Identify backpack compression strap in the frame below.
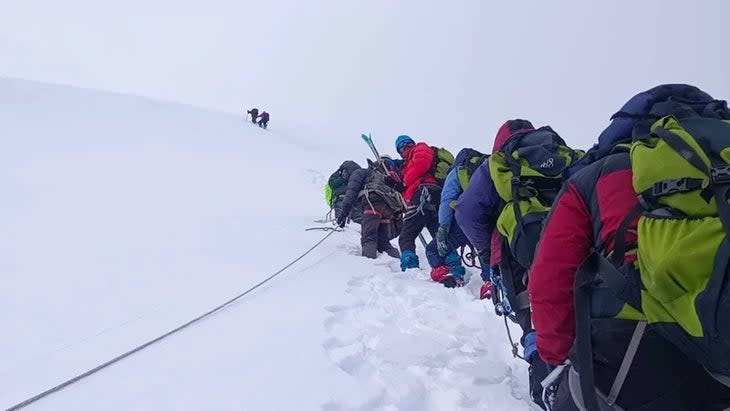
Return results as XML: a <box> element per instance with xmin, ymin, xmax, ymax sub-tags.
<box><xmin>574</xmin><ymin>252</ymin><xmax>602</xmax><ymax>411</ymax></box>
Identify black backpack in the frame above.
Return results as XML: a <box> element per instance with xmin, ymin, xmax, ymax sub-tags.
<box><xmin>359</xmin><ymin>171</ymin><xmax>406</xmax><ymax>215</ymax></box>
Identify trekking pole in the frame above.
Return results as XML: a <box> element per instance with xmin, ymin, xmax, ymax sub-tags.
<box><xmin>361</xmin><ymin>133</ymin><xmax>428</xmax><ymax>249</ymax></box>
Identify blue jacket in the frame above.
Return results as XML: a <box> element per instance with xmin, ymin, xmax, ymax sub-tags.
<box><xmin>454</xmin><ymin>162</ymin><xmax>500</xmax><ymax>252</ymax></box>
<box><xmin>438</xmin><ymin>167</ymin><xmax>463</xmax><ymax>227</ymax></box>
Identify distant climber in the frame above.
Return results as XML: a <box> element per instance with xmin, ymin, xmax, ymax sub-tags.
<box><xmin>257</xmin><ymin>111</ymin><xmax>270</xmax><ymax>129</ymax></box>
<box><xmin>246</xmin><ymin>108</ymin><xmax>259</xmax><ymax>124</ymax></box>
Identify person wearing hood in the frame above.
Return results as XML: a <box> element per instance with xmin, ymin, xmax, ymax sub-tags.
<box><xmin>246</xmin><ymin>107</ymin><xmax>259</xmax><ymax>123</ymax></box>
<box><xmin>327</xmin><ymin>161</ymin><xmax>363</xmax><ymax>223</ymax></box>
<box><xmin>336</xmin><ymin>159</ymin><xmax>401</xmax><ymax>259</ymax></box>
<box><xmin>454</xmin><ymin>120</ymin><xmax>535</xmax><ymax>303</ymax></box>
<box><xmin>454</xmin><ymin>120</ymin><xmax>554</xmax><ymax>408</ymax></box>
<box><xmin>529</xmin><ymin>85</ymin><xmax>730</xmax><ymax>411</ymax></box>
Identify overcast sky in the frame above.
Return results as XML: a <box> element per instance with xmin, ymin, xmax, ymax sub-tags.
<box><xmin>2</xmin><ymin>0</ymin><xmax>729</xmax><ymax>151</ymax></box>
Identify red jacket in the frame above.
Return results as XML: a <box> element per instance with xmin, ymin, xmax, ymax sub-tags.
<box><xmin>401</xmin><ymin>142</ymin><xmax>437</xmax><ymax>203</ymax></box>
<box><xmin>528</xmin><ymin>152</ymin><xmax>639</xmax><ymax>365</ymax></box>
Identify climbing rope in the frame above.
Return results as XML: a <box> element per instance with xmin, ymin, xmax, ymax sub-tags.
<box><xmin>503</xmin><ymin>315</ymin><xmax>525</xmax><ymax>361</ymax></box>
<box><xmin>488</xmin><ymin>267</ymin><xmax>524</xmax><ymax>360</ymax></box>
<box><xmin>305</xmin><ymin>226</ymin><xmax>342</xmax><ymax>232</ymax></box>
<box><xmin>5</xmin><ymin>229</ymin><xmax>338</xmax><ymax>411</ymax></box>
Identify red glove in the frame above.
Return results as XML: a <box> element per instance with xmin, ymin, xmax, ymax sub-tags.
<box><xmin>430</xmin><ymin>265</ymin><xmax>450</xmax><ymax>283</ymax></box>
<box><xmin>480</xmin><ymin>281</ymin><xmax>493</xmax><ymax>300</ymax></box>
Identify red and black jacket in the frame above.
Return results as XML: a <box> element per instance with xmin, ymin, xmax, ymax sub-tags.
<box><xmin>528</xmin><ymin>152</ymin><xmax>639</xmax><ymax>366</ymax></box>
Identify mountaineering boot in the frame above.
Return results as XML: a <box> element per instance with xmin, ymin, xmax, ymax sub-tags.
<box><xmin>400</xmin><ymin>250</ymin><xmax>419</xmax><ymax>271</ymax></box>
<box><xmin>431</xmin><ymin>265</ymin><xmax>465</xmax><ymax>288</ymax></box>
<box><xmin>440</xmin><ymin>274</ymin><xmax>465</xmax><ymax>288</ymax></box>
<box><xmin>442</xmin><ymin>251</ymin><xmax>466</xmax><ymax>288</ymax></box>
<box><xmin>376</xmin><ymin>222</ymin><xmax>400</xmax><ymax>259</ymax></box>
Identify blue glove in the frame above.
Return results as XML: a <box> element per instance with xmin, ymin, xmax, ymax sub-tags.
<box><xmin>436</xmin><ymin>225</ymin><xmax>449</xmax><ymax>257</ymax></box>
<box><xmin>523</xmin><ymin>330</ymin><xmax>538</xmax><ymax>362</ymax></box>
<box><xmin>400</xmin><ymin>250</ymin><xmax>419</xmax><ymax>271</ymax></box>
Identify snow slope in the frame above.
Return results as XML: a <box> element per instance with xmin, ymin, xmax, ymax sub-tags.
<box><xmin>1</xmin><ymin>78</ymin><xmax>534</xmax><ymax>410</ymax></box>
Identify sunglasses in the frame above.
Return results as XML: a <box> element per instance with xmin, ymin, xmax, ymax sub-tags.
<box><xmin>397</xmin><ymin>143</ymin><xmax>414</xmax><ymax>155</ymax></box>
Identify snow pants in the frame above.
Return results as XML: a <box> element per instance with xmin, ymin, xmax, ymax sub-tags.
<box><xmin>361</xmin><ymin>197</ymin><xmax>399</xmax><ymax>259</ymax></box>
<box><xmin>398</xmin><ymin>184</ymin><xmax>441</xmax><ymax>254</ymax></box>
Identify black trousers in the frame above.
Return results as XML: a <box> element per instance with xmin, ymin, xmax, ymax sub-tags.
<box><xmin>398</xmin><ymin>186</ymin><xmax>441</xmax><ymax>254</ymax></box>
<box><xmin>361</xmin><ymin>197</ymin><xmax>397</xmax><ymax>258</ymax></box>
<box><xmin>553</xmin><ymin>319</ymin><xmax>730</xmax><ymax>410</ymax></box>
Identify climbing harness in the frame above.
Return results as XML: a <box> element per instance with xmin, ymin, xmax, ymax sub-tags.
<box><xmin>416</xmin><ymin>186</ymin><xmax>431</xmax><ymax>215</ymax></box>
<box><xmin>490</xmin><ymin>267</ymin><xmax>513</xmax><ymax>316</ymax></box>
<box><xmin>460</xmin><ymin>244</ymin><xmax>481</xmax><ymax>268</ymax></box>
<box><xmin>489</xmin><ymin>267</ymin><xmax>524</xmax><ymax>360</ymax></box>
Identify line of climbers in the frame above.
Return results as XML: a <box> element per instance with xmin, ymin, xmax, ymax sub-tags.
<box><xmin>323</xmin><ymin>84</ymin><xmax>730</xmax><ymax>410</ymax></box>
<box><xmin>245</xmin><ymin>107</ymin><xmax>270</xmax><ymax>129</ymax></box>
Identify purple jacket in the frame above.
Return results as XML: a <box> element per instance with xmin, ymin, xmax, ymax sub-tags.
<box><xmin>454</xmin><ymin>162</ymin><xmax>500</xmax><ymax>253</ymax></box>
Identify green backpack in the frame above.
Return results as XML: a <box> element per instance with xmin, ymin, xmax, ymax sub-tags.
<box><xmin>430</xmin><ymin>146</ymin><xmax>455</xmax><ymax>185</ymax></box>
<box><xmin>324</xmin><ymin>183</ymin><xmax>334</xmax><ymax>207</ymax></box>
<box><xmin>588</xmin><ymin>99</ymin><xmax>730</xmax><ymax>380</ymax></box>
<box><xmin>447</xmin><ymin>148</ymin><xmax>488</xmax><ymax>208</ymax></box>
<box><xmin>489</xmin><ymin>126</ymin><xmax>582</xmax><ymax>269</ymax></box>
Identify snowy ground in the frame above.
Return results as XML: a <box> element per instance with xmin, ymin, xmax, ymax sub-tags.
<box><xmin>1</xmin><ymin>77</ymin><xmax>534</xmax><ymax>410</ymax></box>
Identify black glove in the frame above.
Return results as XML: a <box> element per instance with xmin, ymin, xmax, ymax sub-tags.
<box><xmin>336</xmin><ymin>214</ymin><xmax>348</xmax><ymax>228</ymax></box>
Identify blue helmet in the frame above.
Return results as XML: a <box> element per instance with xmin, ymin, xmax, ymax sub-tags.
<box><xmin>395</xmin><ymin>135</ymin><xmax>415</xmax><ymax>153</ymax></box>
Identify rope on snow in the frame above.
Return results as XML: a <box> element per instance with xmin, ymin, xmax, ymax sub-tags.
<box><xmin>5</xmin><ymin>229</ymin><xmax>338</xmax><ymax>411</ymax></box>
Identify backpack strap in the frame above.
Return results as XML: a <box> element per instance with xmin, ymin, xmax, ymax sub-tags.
<box><xmin>607</xmin><ymin>321</ymin><xmax>646</xmax><ymax>406</ymax></box>
<box><xmin>652</xmin><ymin>125</ymin><xmax>730</xmax><ymax>230</ymax></box>
<box><xmin>574</xmin><ymin>251</ymin><xmax>602</xmax><ymax>411</ymax></box>
<box><xmin>502</xmin><ymin>134</ymin><xmax>530</xmax><ymax>221</ymax></box>
<box><xmin>574</xmin><ymin>253</ymin><xmax>647</xmax><ymax>411</ymax></box>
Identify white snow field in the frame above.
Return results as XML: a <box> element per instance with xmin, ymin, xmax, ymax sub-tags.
<box><xmin>1</xmin><ymin>77</ymin><xmax>535</xmax><ymax>410</ymax></box>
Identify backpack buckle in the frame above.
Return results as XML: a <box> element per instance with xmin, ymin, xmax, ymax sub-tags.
<box><xmin>711</xmin><ymin>166</ymin><xmax>730</xmax><ymax>185</ymax></box>
<box><xmin>652</xmin><ymin>178</ymin><xmax>699</xmax><ymax>197</ymax></box>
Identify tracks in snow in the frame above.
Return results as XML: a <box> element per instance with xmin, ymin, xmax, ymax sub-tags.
<box><xmin>320</xmin><ymin>244</ymin><xmax>536</xmax><ymax>411</ymax></box>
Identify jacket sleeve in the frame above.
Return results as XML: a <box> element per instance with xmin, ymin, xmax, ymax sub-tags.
<box><xmin>340</xmin><ymin>170</ymin><xmax>366</xmax><ymax>218</ymax></box>
<box><xmin>438</xmin><ymin>167</ymin><xmax>462</xmax><ymax>227</ymax></box>
<box><xmin>454</xmin><ymin>164</ymin><xmax>499</xmax><ymax>252</ymax></box>
<box><xmin>403</xmin><ymin>144</ymin><xmax>435</xmax><ymax>187</ymax></box>
<box><xmin>527</xmin><ymin>182</ymin><xmax>593</xmax><ymax>366</ymax></box>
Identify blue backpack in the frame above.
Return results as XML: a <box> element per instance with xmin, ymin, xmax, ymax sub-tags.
<box><xmin>564</xmin><ymin>84</ymin><xmax>715</xmax><ymax>180</ymax></box>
